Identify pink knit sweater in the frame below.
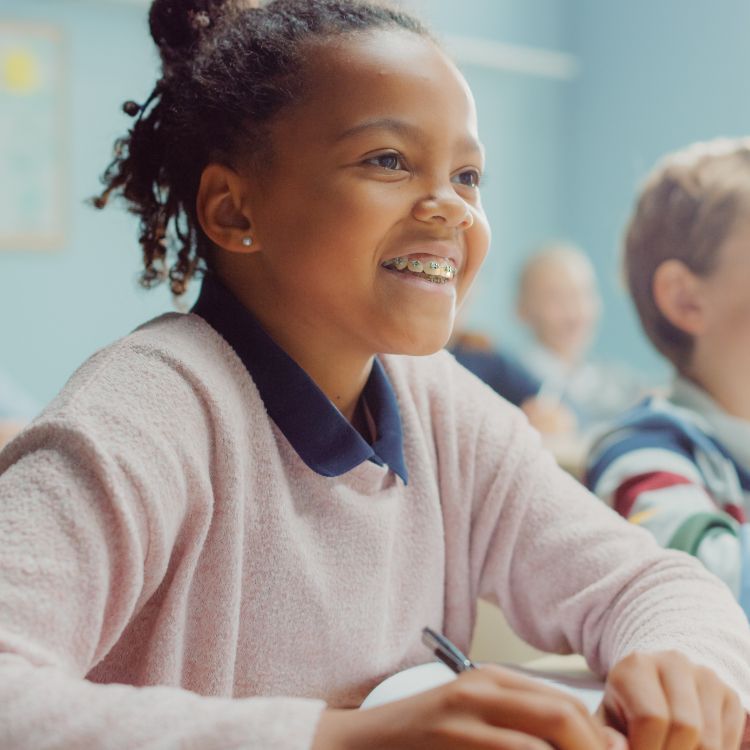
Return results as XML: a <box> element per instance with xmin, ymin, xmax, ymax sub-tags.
<box><xmin>1</xmin><ymin>312</ymin><xmax>749</xmax><ymax>749</ymax></box>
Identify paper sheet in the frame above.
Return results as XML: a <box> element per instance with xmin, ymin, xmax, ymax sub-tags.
<box><xmin>361</xmin><ymin>661</ymin><xmax>604</xmax><ymax>713</ymax></box>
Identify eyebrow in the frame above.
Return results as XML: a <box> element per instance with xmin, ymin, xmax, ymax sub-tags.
<box><xmin>335</xmin><ymin>117</ymin><xmax>485</xmax><ymax>158</ymax></box>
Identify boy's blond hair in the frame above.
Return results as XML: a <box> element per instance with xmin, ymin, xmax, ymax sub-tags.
<box><xmin>624</xmin><ymin>138</ymin><xmax>750</xmax><ymax>371</ymax></box>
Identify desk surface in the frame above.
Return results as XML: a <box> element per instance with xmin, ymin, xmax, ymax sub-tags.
<box><xmin>524</xmin><ymin>653</ymin><xmax>590</xmax><ymax>675</ymax></box>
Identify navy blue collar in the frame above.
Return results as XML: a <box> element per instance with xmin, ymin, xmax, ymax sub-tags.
<box><xmin>191</xmin><ymin>274</ymin><xmax>408</xmax><ymax>483</ymax></box>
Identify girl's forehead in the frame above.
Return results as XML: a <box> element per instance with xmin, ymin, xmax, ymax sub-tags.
<box><xmin>294</xmin><ymin>29</ymin><xmax>478</xmax><ymax>140</ymax></box>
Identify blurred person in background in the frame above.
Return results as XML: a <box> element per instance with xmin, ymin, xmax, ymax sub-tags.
<box><xmin>448</xmin><ymin>285</ymin><xmax>579</xmax><ymax>439</ymax></box>
<box><xmin>516</xmin><ymin>241</ymin><xmax>646</xmax><ymax>432</ymax></box>
<box><xmin>450</xmin><ymin>329</ymin><xmax>539</xmax><ymax>409</ymax></box>
<box><xmin>449</xmin><ymin>329</ymin><xmax>577</xmax><ymax>437</ymax></box>
<box><xmin>0</xmin><ymin>368</ymin><xmax>39</xmax><ymax>449</ymax></box>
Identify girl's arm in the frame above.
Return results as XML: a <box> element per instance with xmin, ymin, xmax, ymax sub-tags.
<box><xmin>457</xmin><ymin>380</ymin><xmax>750</xmax><ymax>746</ymax></box>
<box><xmin>0</xmin><ymin>376</ymin><xmax>325</xmax><ymax>750</ymax></box>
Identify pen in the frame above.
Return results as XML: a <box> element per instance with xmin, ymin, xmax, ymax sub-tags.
<box><xmin>422</xmin><ymin>626</ymin><xmax>477</xmax><ymax>674</ymax></box>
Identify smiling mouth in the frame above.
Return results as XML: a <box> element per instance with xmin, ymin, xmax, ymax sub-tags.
<box><xmin>381</xmin><ymin>256</ymin><xmax>457</xmax><ymax>284</ymax></box>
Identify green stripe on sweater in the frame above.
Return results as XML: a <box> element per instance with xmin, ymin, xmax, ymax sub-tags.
<box><xmin>667</xmin><ymin>513</ymin><xmax>738</xmax><ymax>556</ymax></box>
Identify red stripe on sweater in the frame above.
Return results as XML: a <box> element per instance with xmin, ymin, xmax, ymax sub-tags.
<box><xmin>724</xmin><ymin>503</ymin><xmax>747</xmax><ymax>523</ymax></box>
<box><xmin>614</xmin><ymin>471</ymin><xmax>694</xmax><ymax>519</ymax></box>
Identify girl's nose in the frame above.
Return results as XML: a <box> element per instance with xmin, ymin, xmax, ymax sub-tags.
<box><xmin>412</xmin><ymin>191</ymin><xmax>474</xmax><ymax>230</ymax></box>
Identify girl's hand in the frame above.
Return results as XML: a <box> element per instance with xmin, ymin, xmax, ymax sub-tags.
<box><xmin>313</xmin><ymin>664</ymin><xmax>627</xmax><ymax>750</ymax></box>
<box><xmin>598</xmin><ymin>650</ymin><xmax>746</xmax><ymax>750</ymax></box>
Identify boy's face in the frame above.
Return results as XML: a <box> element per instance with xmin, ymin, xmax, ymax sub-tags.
<box><xmin>697</xmin><ymin>221</ymin><xmax>750</xmax><ymax>370</ymax></box>
<box><xmin>520</xmin><ymin>256</ymin><xmax>600</xmax><ymax>362</ymax></box>
<box><xmin>234</xmin><ymin>29</ymin><xmax>490</xmax><ymax>358</ymax></box>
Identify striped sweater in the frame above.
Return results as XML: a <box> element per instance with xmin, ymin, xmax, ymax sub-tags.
<box><xmin>586</xmin><ymin>377</ymin><xmax>750</xmax><ymax>614</ymax></box>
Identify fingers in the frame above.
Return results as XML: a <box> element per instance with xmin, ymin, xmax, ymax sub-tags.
<box><xmin>445</xmin><ymin>723</ymin><xmax>556</xmax><ymax>750</ymax></box>
<box><xmin>448</xmin><ymin>667</ymin><xmax>607</xmax><ymax>750</ymax></box>
<box><xmin>657</xmin><ymin>657</ymin><xmax>702</xmax><ymax>750</ymax></box>
<box><xmin>482</xmin><ymin>664</ymin><xmax>600</xmax><ymax>736</ymax></box>
<box><xmin>603</xmin><ymin>651</ymin><xmax>746</xmax><ymax>750</ymax></box>
<box><xmin>713</xmin><ymin>676</ymin><xmax>744</xmax><ymax>750</ymax></box>
<box><xmin>482</xmin><ymin>664</ymin><xmax>594</xmax><ymax>717</ymax></box>
<box><xmin>603</xmin><ymin>653</ymin><xmax>670</xmax><ymax>750</ymax></box>
<box><xmin>741</xmin><ymin>710</ymin><xmax>750</xmax><ymax>750</ymax></box>
<box><xmin>603</xmin><ymin>726</ymin><xmax>629</xmax><ymax>750</ymax></box>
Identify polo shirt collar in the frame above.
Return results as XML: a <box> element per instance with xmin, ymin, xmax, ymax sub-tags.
<box><xmin>192</xmin><ymin>274</ymin><xmax>408</xmax><ymax>483</ymax></box>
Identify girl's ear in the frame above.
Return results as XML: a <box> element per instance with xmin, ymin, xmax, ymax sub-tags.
<box><xmin>196</xmin><ymin>163</ymin><xmax>258</xmax><ymax>253</ymax></box>
<box><xmin>652</xmin><ymin>259</ymin><xmax>708</xmax><ymax>336</ymax></box>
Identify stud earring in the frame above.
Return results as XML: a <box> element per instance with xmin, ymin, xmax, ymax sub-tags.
<box><xmin>241</xmin><ymin>236</ymin><xmax>253</xmax><ymax>248</ymax></box>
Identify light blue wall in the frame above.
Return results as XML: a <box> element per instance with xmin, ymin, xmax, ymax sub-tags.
<box><xmin>1</xmin><ymin>0</ymin><xmax>173</xmax><ymax>404</ymax></box>
<box><xmin>1</xmin><ymin>0</ymin><xmax>572</xmax><ymax>404</ymax></box>
<box><xmin>6</xmin><ymin>1</ymin><xmax>750</xmax><ymax>406</ymax></box>
<box><xmin>415</xmin><ymin>0</ymin><xmax>566</xmax><ymax>49</ymax></box>
<box><xmin>565</xmin><ymin>0</ymin><xmax>750</xmax><ymax>378</ymax></box>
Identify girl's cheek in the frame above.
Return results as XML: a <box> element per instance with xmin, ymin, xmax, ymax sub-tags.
<box><xmin>473</xmin><ymin>212</ymin><xmax>491</xmax><ymax>255</ymax></box>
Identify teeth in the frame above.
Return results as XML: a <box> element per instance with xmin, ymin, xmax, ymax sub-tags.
<box><xmin>435</xmin><ymin>262</ymin><xmax>450</xmax><ymax>279</ymax></box>
<box><xmin>428</xmin><ymin>262</ymin><xmax>456</xmax><ymax>279</ymax></box>
<box><xmin>382</xmin><ymin>256</ymin><xmax>457</xmax><ymax>281</ymax></box>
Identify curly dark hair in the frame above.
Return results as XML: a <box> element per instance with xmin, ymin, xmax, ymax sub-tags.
<box><xmin>92</xmin><ymin>0</ymin><xmax>429</xmax><ymax>296</ymax></box>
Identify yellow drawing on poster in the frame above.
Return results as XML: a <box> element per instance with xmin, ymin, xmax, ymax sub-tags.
<box><xmin>0</xmin><ymin>23</ymin><xmax>66</xmax><ymax>250</ymax></box>
<box><xmin>1</xmin><ymin>48</ymin><xmax>41</xmax><ymax>94</ymax></box>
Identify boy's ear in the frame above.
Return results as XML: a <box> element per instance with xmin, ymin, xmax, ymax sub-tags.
<box><xmin>196</xmin><ymin>163</ymin><xmax>259</xmax><ymax>254</ymax></box>
<box><xmin>652</xmin><ymin>259</ymin><xmax>708</xmax><ymax>336</ymax></box>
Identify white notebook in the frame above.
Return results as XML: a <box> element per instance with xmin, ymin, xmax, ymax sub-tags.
<box><xmin>361</xmin><ymin>661</ymin><xmax>604</xmax><ymax>713</ymax></box>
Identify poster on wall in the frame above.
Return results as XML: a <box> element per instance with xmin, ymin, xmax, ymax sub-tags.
<box><xmin>0</xmin><ymin>22</ymin><xmax>66</xmax><ymax>251</ymax></box>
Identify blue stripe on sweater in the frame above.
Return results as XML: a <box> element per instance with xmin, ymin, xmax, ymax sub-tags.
<box><xmin>586</xmin><ymin>399</ymin><xmax>750</xmax><ymax>492</ymax></box>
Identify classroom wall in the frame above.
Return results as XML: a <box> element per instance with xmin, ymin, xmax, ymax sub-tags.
<box><xmin>564</xmin><ymin>0</ymin><xmax>750</xmax><ymax>377</ymax></box>
<box><xmin>0</xmin><ymin>0</ymin><xmax>171</xmax><ymax>405</ymax></box>
<box><xmin>0</xmin><ymin>0</ymin><xmax>571</xmax><ymax>405</ymax></box>
<box><xmin>4</xmin><ymin>1</ymin><xmax>750</xmax><ymax>403</ymax></box>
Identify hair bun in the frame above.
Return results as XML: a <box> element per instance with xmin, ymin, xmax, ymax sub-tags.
<box><xmin>148</xmin><ymin>0</ymin><xmax>227</xmax><ymax>68</ymax></box>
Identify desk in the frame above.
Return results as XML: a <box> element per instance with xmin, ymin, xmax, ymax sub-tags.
<box><xmin>524</xmin><ymin>653</ymin><xmax>590</xmax><ymax>675</ymax></box>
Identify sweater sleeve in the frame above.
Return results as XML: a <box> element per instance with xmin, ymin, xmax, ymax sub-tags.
<box><xmin>0</xmin><ymin>355</ymin><xmax>325</xmax><ymax>749</ymax></box>
<box><xmin>463</xmin><ymin>397</ymin><xmax>750</xmax><ymax>709</ymax></box>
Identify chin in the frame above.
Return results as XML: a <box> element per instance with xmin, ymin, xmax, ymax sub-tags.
<box><xmin>385</xmin><ymin>332</ymin><xmax>452</xmax><ymax>357</ymax></box>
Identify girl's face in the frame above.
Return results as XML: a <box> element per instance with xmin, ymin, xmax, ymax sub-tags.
<box><xmin>237</xmin><ymin>29</ymin><xmax>490</xmax><ymax>358</ymax></box>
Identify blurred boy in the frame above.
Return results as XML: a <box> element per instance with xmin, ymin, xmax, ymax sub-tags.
<box><xmin>587</xmin><ymin>139</ymin><xmax>750</xmax><ymax>615</ymax></box>
<box><xmin>517</xmin><ymin>242</ymin><xmax>644</xmax><ymax>429</ymax></box>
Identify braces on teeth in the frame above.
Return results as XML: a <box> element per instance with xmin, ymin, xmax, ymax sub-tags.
<box><xmin>382</xmin><ymin>257</ymin><xmax>457</xmax><ymax>282</ymax></box>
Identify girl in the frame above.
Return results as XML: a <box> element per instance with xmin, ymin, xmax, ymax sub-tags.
<box><xmin>0</xmin><ymin>1</ymin><xmax>748</xmax><ymax>748</ymax></box>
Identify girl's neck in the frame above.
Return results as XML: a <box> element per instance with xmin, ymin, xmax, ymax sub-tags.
<box><xmin>221</xmin><ymin>275</ymin><xmax>373</xmax><ymax>423</ymax></box>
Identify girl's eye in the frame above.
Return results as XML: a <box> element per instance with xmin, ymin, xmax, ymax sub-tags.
<box><xmin>453</xmin><ymin>169</ymin><xmax>482</xmax><ymax>188</ymax></box>
<box><xmin>366</xmin><ymin>153</ymin><xmax>406</xmax><ymax>171</ymax></box>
